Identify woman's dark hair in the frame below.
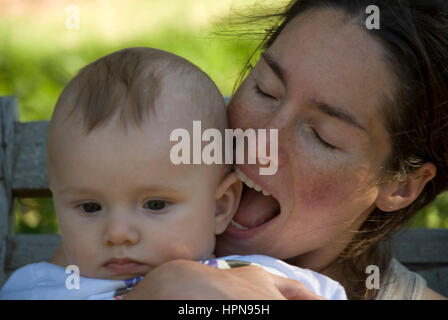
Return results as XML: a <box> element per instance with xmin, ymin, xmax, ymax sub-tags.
<box><xmin>235</xmin><ymin>0</ymin><xmax>448</xmax><ymax>299</ymax></box>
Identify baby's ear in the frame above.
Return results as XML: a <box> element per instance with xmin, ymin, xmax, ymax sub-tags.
<box><xmin>214</xmin><ymin>171</ymin><xmax>243</xmax><ymax>235</ymax></box>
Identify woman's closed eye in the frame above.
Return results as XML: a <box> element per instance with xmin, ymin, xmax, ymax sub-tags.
<box><xmin>310</xmin><ymin>127</ymin><xmax>337</xmax><ymax>150</ymax></box>
<box><xmin>254</xmin><ymin>83</ymin><xmax>277</xmax><ymax>100</ymax></box>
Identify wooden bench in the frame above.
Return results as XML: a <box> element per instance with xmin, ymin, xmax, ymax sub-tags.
<box><xmin>1</xmin><ymin>95</ymin><xmax>447</xmax><ymax>297</ymax></box>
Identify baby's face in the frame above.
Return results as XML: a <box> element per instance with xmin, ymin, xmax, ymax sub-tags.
<box><xmin>49</xmin><ymin>115</ymin><xmax>227</xmax><ymax>280</ymax></box>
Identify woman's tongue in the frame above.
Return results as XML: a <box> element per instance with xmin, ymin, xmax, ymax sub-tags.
<box><xmin>233</xmin><ymin>187</ymin><xmax>280</xmax><ymax>229</ymax></box>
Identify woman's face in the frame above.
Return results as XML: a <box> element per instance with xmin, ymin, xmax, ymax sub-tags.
<box><xmin>216</xmin><ymin>9</ymin><xmax>397</xmax><ymax>270</ymax></box>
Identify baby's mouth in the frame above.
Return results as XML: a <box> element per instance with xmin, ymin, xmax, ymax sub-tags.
<box><xmin>231</xmin><ymin>167</ymin><xmax>281</xmax><ymax>231</ymax></box>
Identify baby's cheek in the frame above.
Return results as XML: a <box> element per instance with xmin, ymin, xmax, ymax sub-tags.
<box><xmin>155</xmin><ymin>242</ymin><xmax>196</xmax><ymax>263</ymax></box>
<box><xmin>65</xmin><ymin>241</ymin><xmax>97</xmax><ymax>267</ymax></box>
<box><xmin>155</xmin><ymin>236</ymin><xmax>215</xmax><ymax>264</ymax></box>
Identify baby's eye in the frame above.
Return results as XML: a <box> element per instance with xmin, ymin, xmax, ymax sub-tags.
<box><xmin>81</xmin><ymin>202</ymin><xmax>102</xmax><ymax>213</ymax></box>
<box><xmin>144</xmin><ymin>200</ymin><xmax>167</xmax><ymax>211</ymax></box>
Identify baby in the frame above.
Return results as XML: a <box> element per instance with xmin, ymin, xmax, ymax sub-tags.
<box><xmin>0</xmin><ymin>47</ymin><xmax>346</xmax><ymax>300</ymax></box>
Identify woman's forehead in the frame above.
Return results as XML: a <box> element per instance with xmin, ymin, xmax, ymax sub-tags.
<box><xmin>265</xmin><ymin>8</ymin><xmax>396</xmax><ymax>133</ymax></box>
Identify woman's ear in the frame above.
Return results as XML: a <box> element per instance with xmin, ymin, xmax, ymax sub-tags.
<box><xmin>214</xmin><ymin>171</ymin><xmax>243</xmax><ymax>235</ymax></box>
<box><xmin>376</xmin><ymin>163</ymin><xmax>436</xmax><ymax>212</ymax></box>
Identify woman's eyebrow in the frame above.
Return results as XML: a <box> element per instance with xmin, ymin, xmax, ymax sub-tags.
<box><xmin>315</xmin><ymin>101</ymin><xmax>367</xmax><ymax>132</ymax></box>
<box><xmin>261</xmin><ymin>52</ymin><xmax>286</xmax><ymax>84</ymax></box>
<box><xmin>262</xmin><ymin>52</ymin><xmax>366</xmax><ymax>132</ymax></box>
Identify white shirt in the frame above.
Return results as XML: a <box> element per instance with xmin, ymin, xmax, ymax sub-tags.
<box><xmin>0</xmin><ymin>254</ymin><xmax>346</xmax><ymax>300</ymax></box>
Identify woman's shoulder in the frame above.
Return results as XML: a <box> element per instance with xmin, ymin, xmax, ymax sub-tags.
<box><xmin>377</xmin><ymin>258</ymin><xmax>446</xmax><ymax>300</ymax></box>
<box><xmin>422</xmin><ymin>288</ymin><xmax>448</xmax><ymax>300</ymax></box>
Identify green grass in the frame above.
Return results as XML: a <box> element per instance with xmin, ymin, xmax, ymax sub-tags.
<box><xmin>0</xmin><ymin>24</ymin><xmax>259</xmax><ymax>122</ymax></box>
<box><xmin>406</xmin><ymin>191</ymin><xmax>448</xmax><ymax>229</ymax></box>
<box><xmin>0</xmin><ymin>0</ymin><xmax>264</xmax><ymax>121</ymax></box>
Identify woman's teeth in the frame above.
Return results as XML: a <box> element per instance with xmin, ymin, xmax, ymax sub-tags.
<box><xmin>231</xmin><ymin>167</ymin><xmax>274</xmax><ymax>230</ymax></box>
<box><xmin>235</xmin><ymin>167</ymin><xmax>271</xmax><ymax>196</ymax></box>
<box><xmin>230</xmin><ymin>219</ymin><xmax>249</xmax><ymax>230</ymax></box>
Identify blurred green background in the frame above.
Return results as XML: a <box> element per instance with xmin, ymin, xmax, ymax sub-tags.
<box><xmin>1</xmin><ymin>0</ymin><xmax>447</xmax><ymax>234</ymax></box>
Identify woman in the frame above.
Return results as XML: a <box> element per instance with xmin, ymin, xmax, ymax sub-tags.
<box><xmin>124</xmin><ymin>0</ymin><xmax>447</xmax><ymax>299</ymax></box>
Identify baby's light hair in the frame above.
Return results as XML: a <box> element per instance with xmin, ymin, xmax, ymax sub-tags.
<box><xmin>51</xmin><ymin>47</ymin><xmax>227</xmax><ymax>133</ymax></box>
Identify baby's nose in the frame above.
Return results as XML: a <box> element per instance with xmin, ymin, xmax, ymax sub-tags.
<box><xmin>104</xmin><ymin>218</ymin><xmax>140</xmax><ymax>247</ymax></box>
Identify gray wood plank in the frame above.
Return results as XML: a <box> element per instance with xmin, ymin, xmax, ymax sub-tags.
<box><xmin>388</xmin><ymin>229</ymin><xmax>448</xmax><ymax>297</ymax></box>
<box><xmin>391</xmin><ymin>229</ymin><xmax>448</xmax><ymax>264</ymax></box>
<box><xmin>4</xmin><ymin>234</ymin><xmax>61</xmax><ymax>271</ymax></box>
<box><xmin>12</xmin><ymin>121</ymin><xmax>50</xmax><ymax>197</ymax></box>
<box><xmin>0</xmin><ymin>239</ymin><xmax>6</xmax><ymax>288</ymax></box>
<box><xmin>0</xmin><ymin>96</ymin><xmax>19</xmax><ymax>285</ymax></box>
<box><xmin>414</xmin><ymin>267</ymin><xmax>448</xmax><ymax>297</ymax></box>
<box><xmin>1</xmin><ymin>234</ymin><xmax>60</xmax><ymax>286</ymax></box>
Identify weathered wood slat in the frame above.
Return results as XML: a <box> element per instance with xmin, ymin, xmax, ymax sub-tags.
<box><xmin>1</xmin><ymin>234</ymin><xmax>60</xmax><ymax>287</ymax></box>
<box><xmin>5</xmin><ymin>234</ymin><xmax>61</xmax><ymax>271</ymax></box>
<box><xmin>415</xmin><ymin>267</ymin><xmax>448</xmax><ymax>297</ymax></box>
<box><xmin>5</xmin><ymin>230</ymin><xmax>445</xmax><ymax>268</ymax></box>
<box><xmin>12</xmin><ymin>121</ymin><xmax>50</xmax><ymax>197</ymax></box>
<box><xmin>0</xmin><ymin>97</ymin><xmax>18</xmax><ymax>235</ymax></box>
<box><xmin>0</xmin><ymin>96</ymin><xmax>18</xmax><ymax>286</ymax></box>
<box><xmin>390</xmin><ymin>229</ymin><xmax>448</xmax><ymax>264</ymax></box>
<box><xmin>390</xmin><ymin>229</ymin><xmax>448</xmax><ymax>296</ymax></box>
<box><xmin>0</xmin><ymin>239</ymin><xmax>6</xmax><ymax>289</ymax></box>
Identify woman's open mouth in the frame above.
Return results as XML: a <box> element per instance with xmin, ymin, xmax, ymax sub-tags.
<box><xmin>227</xmin><ymin>167</ymin><xmax>281</xmax><ymax>237</ymax></box>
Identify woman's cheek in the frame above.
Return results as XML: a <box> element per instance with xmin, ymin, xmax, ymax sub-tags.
<box><xmin>228</xmin><ymin>99</ymin><xmax>252</xmax><ymax>130</ymax></box>
<box><xmin>295</xmin><ymin>172</ymin><xmax>349</xmax><ymax>211</ymax></box>
<box><xmin>228</xmin><ymin>82</ymin><xmax>265</xmax><ymax>130</ymax></box>
<box><xmin>295</xmin><ymin>163</ymin><xmax>379</xmax><ymax>224</ymax></box>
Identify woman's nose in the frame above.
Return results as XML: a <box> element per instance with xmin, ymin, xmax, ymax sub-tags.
<box><xmin>103</xmin><ymin>215</ymin><xmax>140</xmax><ymax>247</ymax></box>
